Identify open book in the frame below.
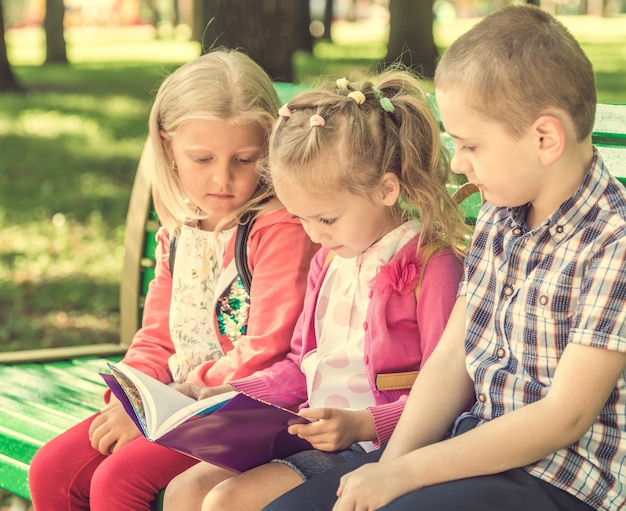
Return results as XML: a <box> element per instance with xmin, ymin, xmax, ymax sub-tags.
<box><xmin>101</xmin><ymin>362</ymin><xmax>312</xmax><ymax>472</ymax></box>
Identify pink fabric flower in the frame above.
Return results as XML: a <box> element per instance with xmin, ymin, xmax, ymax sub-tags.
<box><xmin>370</xmin><ymin>256</ymin><xmax>419</xmax><ymax>296</ymax></box>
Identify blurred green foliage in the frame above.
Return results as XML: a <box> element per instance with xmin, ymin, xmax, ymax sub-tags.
<box><xmin>0</xmin><ymin>17</ymin><xmax>624</xmax><ymax>352</ymax></box>
<box><xmin>0</xmin><ymin>62</ymin><xmax>178</xmax><ymax>349</ymax></box>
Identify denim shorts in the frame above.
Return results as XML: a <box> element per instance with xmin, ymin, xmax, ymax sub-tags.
<box><xmin>271</xmin><ymin>443</ymin><xmax>367</xmax><ymax>480</ymax></box>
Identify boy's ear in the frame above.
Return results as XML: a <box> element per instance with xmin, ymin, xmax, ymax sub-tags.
<box><xmin>534</xmin><ymin>114</ymin><xmax>566</xmax><ymax>166</ymax></box>
<box><xmin>378</xmin><ymin>172</ymin><xmax>401</xmax><ymax>206</ymax></box>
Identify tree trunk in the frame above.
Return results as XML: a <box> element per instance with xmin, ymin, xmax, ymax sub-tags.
<box><xmin>44</xmin><ymin>0</ymin><xmax>68</xmax><ymax>64</ymax></box>
<box><xmin>385</xmin><ymin>0</ymin><xmax>437</xmax><ymax>79</ymax></box>
<box><xmin>0</xmin><ymin>0</ymin><xmax>22</xmax><ymax>92</ymax></box>
<box><xmin>193</xmin><ymin>0</ymin><xmax>311</xmax><ymax>82</ymax></box>
<box><xmin>321</xmin><ymin>0</ymin><xmax>333</xmax><ymax>41</ymax></box>
<box><xmin>172</xmin><ymin>0</ymin><xmax>180</xmax><ymax>26</ymax></box>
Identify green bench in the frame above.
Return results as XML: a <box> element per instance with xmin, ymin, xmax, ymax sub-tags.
<box><xmin>0</xmin><ymin>85</ymin><xmax>623</xmax><ymax>510</ymax></box>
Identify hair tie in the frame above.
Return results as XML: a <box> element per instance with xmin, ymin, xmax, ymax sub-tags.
<box><xmin>347</xmin><ymin>91</ymin><xmax>366</xmax><ymax>105</ymax></box>
<box><xmin>309</xmin><ymin>114</ymin><xmax>325</xmax><ymax>128</ymax></box>
<box><xmin>371</xmin><ymin>87</ymin><xmax>395</xmax><ymax>113</ymax></box>
<box><xmin>379</xmin><ymin>97</ymin><xmax>395</xmax><ymax>113</ymax></box>
<box><xmin>336</xmin><ymin>77</ymin><xmax>349</xmax><ymax>90</ymax></box>
<box><xmin>278</xmin><ymin>104</ymin><xmax>293</xmax><ymax>118</ymax></box>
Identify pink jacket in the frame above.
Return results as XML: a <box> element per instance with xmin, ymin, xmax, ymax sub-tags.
<box><xmin>120</xmin><ymin>207</ymin><xmax>319</xmax><ymax>389</ymax></box>
<box><xmin>232</xmin><ymin>235</ymin><xmax>463</xmax><ymax>445</ymax></box>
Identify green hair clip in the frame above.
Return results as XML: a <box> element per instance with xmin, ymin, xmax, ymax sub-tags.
<box><xmin>372</xmin><ymin>86</ymin><xmax>395</xmax><ymax>114</ymax></box>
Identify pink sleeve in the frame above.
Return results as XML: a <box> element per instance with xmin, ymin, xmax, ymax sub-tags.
<box><xmin>188</xmin><ymin>212</ymin><xmax>319</xmax><ymax>387</ymax></box>
<box><xmin>415</xmin><ymin>250</ymin><xmax>464</xmax><ymax>364</ymax></box>
<box><xmin>120</xmin><ymin>227</ymin><xmax>176</xmax><ymax>384</ymax></box>
<box><xmin>369</xmin><ymin>249</ymin><xmax>463</xmax><ymax>445</ymax></box>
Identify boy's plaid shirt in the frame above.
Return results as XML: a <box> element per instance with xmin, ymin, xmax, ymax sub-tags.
<box><xmin>458</xmin><ymin>149</ymin><xmax>626</xmax><ymax>511</ymax></box>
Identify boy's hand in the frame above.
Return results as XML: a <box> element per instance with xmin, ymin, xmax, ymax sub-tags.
<box><xmin>288</xmin><ymin>408</ymin><xmax>376</xmax><ymax>451</ymax></box>
<box><xmin>88</xmin><ymin>396</ymin><xmax>141</xmax><ymax>455</ymax></box>
<box><xmin>175</xmin><ymin>382</ymin><xmax>234</xmax><ymax>400</ymax></box>
<box><xmin>333</xmin><ymin>461</ymin><xmax>411</xmax><ymax>511</ymax></box>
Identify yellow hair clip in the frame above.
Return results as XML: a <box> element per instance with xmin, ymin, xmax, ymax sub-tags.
<box><xmin>347</xmin><ymin>91</ymin><xmax>366</xmax><ymax>105</ymax></box>
<box><xmin>336</xmin><ymin>77</ymin><xmax>349</xmax><ymax>90</ymax></box>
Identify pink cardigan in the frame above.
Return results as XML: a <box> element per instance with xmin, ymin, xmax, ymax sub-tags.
<box><xmin>119</xmin><ymin>207</ymin><xmax>319</xmax><ymax>390</ymax></box>
<box><xmin>232</xmin><ymin>235</ymin><xmax>463</xmax><ymax>445</ymax></box>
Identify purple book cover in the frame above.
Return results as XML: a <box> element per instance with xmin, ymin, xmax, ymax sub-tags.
<box><xmin>101</xmin><ymin>372</ymin><xmax>312</xmax><ymax>472</ymax></box>
<box><xmin>157</xmin><ymin>393</ymin><xmax>312</xmax><ymax>472</ymax></box>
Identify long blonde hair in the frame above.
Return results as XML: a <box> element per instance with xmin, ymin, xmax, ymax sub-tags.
<box><xmin>268</xmin><ymin>68</ymin><xmax>470</xmax><ymax>259</ymax></box>
<box><xmin>149</xmin><ymin>48</ymin><xmax>280</xmax><ymax>234</ymax></box>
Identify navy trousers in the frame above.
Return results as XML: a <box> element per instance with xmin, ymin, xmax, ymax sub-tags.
<box><xmin>262</xmin><ymin>419</ymin><xmax>595</xmax><ymax>511</ymax></box>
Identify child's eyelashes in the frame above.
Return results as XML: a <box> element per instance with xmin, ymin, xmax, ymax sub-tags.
<box><xmin>289</xmin><ymin>215</ymin><xmax>336</xmax><ymax>226</ymax></box>
<box><xmin>451</xmin><ymin>139</ymin><xmax>476</xmax><ymax>153</ymax></box>
<box><xmin>190</xmin><ymin>156</ymin><xmax>257</xmax><ymax>164</ymax></box>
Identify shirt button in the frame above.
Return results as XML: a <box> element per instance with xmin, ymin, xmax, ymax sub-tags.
<box><xmin>512</xmin><ymin>227</ymin><xmax>522</xmax><ymax>236</ymax></box>
<box><xmin>539</xmin><ymin>295</ymin><xmax>549</xmax><ymax>306</ymax></box>
<box><xmin>368</xmin><ymin>290</ymin><xmax>373</xmax><ymax>298</ymax></box>
<box><xmin>556</xmin><ymin>225</ymin><xmax>564</xmax><ymax>233</ymax></box>
<box><xmin>503</xmin><ymin>286</ymin><xmax>513</xmax><ymax>297</ymax></box>
<box><xmin>363</xmin><ymin>321</ymin><xmax>368</xmax><ymax>331</ymax></box>
<box><xmin>478</xmin><ymin>393</ymin><xmax>487</xmax><ymax>403</ymax></box>
<box><xmin>496</xmin><ymin>347</ymin><xmax>506</xmax><ymax>358</ymax></box>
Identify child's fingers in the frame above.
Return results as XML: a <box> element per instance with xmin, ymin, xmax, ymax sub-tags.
<box><xmin>288</xmin><ymin>408</ymin><xmax>332</xmax><ymax>436</ymax></box>
<box><xmin>288</xmin><ymin>420</ymin><xmax>318</xmax><ymax>436</ymax></box>
<box><xmin>299</xmin><ymin>407</ymin><xmax>333</xmax><ymax>421</ymax></box>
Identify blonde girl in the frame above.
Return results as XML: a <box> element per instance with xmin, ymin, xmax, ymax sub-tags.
<box><xmin>28</xmin><ymin>49</ymin><xmax>319</xmax><ymax>511</ymax></box>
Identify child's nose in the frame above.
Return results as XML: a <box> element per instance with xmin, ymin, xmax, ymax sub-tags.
<box><xmin>450</xmin><ymin>151</ymin><xmax>471</xmax><ymax>176</ymax></box>
<box><xmin>306</xmin><ymin>224</ymin><xmax>326</xmax><ymax>245</ymax></box>
<box><xmin>213</xmin><ymin>161</ymin><xmax>234</xmax><ymax>185</ymax></box>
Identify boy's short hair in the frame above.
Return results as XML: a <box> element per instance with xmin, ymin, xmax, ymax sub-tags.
<box><xmin>434</xmin><ymin>5</ymin><xmax>596</xmax><ymax>141</ymax></box>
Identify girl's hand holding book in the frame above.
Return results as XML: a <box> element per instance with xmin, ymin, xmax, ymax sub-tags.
<box><xmin>288</xmin><ymin>408</ymin><xmax>376</xmax><ymax>451</ymax></box>
<box><xmin>88</xmin><ymin>395</ymin><xmax>142</xmax><ymax>455</ymax></box>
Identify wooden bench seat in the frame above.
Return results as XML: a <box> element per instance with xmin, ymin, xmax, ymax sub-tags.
<box><xmin>0</xmin><ymin>357</ymin><xmax>122</xmax><ymax>503</ymax></box>
<box><xmin>0</xmin><ymin>86</ymin><xmax>623</xmax><ymax>509</ymax></box>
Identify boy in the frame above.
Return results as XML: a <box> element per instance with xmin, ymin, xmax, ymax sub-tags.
<box><xmin>262</xmin><ymin>5</ymin><xmax>626</xmax><ymax>511</ymax></box>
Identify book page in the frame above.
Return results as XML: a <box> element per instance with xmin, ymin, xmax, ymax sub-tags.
<box><xmin>156</xmin><ymin>390</ymin><xmax>237</xmax><ymax>437</ymax></box>
<box><xmin>107</xmin><ymin>362</ymin><xmax>237</xmax><ymax>439</ymax></box>
<box><xmin>108</xmin><ymin>362</ymin><xmax>196</xmax><ymax>436</ymax></box>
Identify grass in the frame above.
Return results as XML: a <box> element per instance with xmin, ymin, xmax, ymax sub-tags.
<box><xmin>0</xmin><ymin>16</ymin><xmax>625</xmax><ymax>352</ymax></box>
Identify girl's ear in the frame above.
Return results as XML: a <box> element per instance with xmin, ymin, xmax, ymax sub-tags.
<box><xmin>160</xmin><ymin>131</ymin><xmax>174</xmax><ymax>162</ymax></box>
<box><xmin>378</xmin><ymin>172</ymin><xmax>401</xmax><ymax>206</ymax></box>
<box><xmin>534</xmin><ymin>113</ymin><xmax>566</xmax><ymax>166</ymax></box>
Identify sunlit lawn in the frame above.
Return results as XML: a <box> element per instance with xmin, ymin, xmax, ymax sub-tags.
<box><xmin>0</xmin><ymin>15</ymin><xmax>625</xmax><ymax>352</ymax></box>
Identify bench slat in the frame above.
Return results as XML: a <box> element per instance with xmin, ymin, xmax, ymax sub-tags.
<box><xmin>0</xmin><ymin>358</ymin><xmax>118</xmax><ymax>499</ymax></box>
<box><xmin>0</xmin><ymin>453</ymin><xmax>30</xmax><ymax>501</ymax></box>
<box><xmin>593</xmin><ymin>103</ymin><xmax>626</xmax><ymax>146</ymax></box>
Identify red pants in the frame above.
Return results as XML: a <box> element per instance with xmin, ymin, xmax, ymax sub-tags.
<box><xmin>29</xmin><ymin>413</ymin><xmax>198</xmax><ymax>511</ymax></box>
